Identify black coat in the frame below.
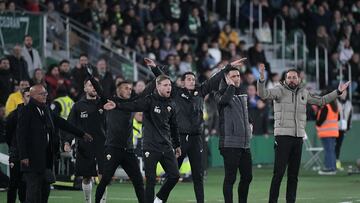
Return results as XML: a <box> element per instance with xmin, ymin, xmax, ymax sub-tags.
<box><xmin>17</xmin><ymin>99</ymin><xmax>85</xmax><ymax>173</ymax></box>
<box><xmin>7</xmin><ymin>55</ymin><xmax>30</xmax><ymax>82</ymax></box>
<box><xmin>0</xmin><ymin>69</ymin><xmax>15</xmax><ymax>105</ymax></box>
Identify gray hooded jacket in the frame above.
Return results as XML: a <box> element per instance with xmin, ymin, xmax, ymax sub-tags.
<box><xmin>257</xmin><ymin>80</ymin><xmax>338</xmax><ymax>137</ymax></box>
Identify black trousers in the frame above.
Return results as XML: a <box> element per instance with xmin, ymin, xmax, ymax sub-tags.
<box><xmin>335</xmin><ymin>131</ymin><xmax>345</xmax><ymax>159</ymax></box>
<box><xmin>95</xmin><ymin>147</ymin><xmax>144</xmax><ymax>203</ymax></box>
<box><xmin>143</xmin><ymin>150</ymin><xmax>180</xmax><ymax>203</ymax></box>
<box><xmin>269</xmin><ymin>136</ymin><xmax>303</xmax><ymax>203</ymax></box>
<box><xmin>7</xmin><ymin>159</ymin><xmax>26</xmax><ymax>203</ymax></box>
<box><xmin>177</xmin><ymin>134</ymin><xmax>204</xmax><ymax>203</ymax></box>
<box><xmin>220</xmin><ymin>148</ymin><xmax>253</xmax><ymax>203</ymax></box>
<box><xmin>23</xmin><ymin>172</ymin><xmax>50</xmax><ymax>203</ymax></box>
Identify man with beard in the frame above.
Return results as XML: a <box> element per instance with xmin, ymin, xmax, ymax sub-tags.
<box><xmin>257</xmin><ymin>64</ymin><xmax>350</xmax><ymax>203</ymax></box>
<box><xmin>67</xmin><ymin>78</ymin><xmax>106</xmax><ymax>203</ymax></box>
<box><xmin>21</xmin><ymin>35</ymin><xmax>42</xmax><ymax>76</ymax></box>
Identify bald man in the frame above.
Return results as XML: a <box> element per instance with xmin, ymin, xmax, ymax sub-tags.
<box><xmin>17</xmin><ymin>85</ymin><xmax>92</xmax><ymax>203</ymax></box>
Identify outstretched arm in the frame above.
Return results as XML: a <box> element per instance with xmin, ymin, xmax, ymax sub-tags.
<box><xmin>307</xmin><ymin>81</ymin><xmax>350</xmax><ymax>106</ymax></box>
<box><xmin>257</xmin><ymin>63</ymin><xmax>282</xmax><ymax>100</ymax></box>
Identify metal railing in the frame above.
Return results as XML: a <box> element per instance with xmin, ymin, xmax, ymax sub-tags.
<box><xmin>294</xmin><ymin>30</ymin><xmax>307</xmax><ymax>72</ymax></box>
<box><xmin>273</xmin><ymin>15</ymin><xmax>286</xmax><ymax>68</ymax></box>
<box><xmin>38</xmin><ymin>3</ymin><xmax>153</xmax><ymax>81</ymax></box>
<box><xmin>315</xmin><ymin>45</ymin><xmax>328</xmax><ymax>89</ymax></box>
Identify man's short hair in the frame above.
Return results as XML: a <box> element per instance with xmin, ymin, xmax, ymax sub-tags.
<box><xmin>79</xmin><ymin>53</ymin><xmax>88</xmax><ymax>59</ymax></box>
<box><xmin>116</xmin><ymin>80</ymin><xmax>133</xmax><ymax>88</ymax></box>
<box><xmin>181</xmin><ymin>72</ymin><xmax>196</xmax><ymax>81</ymax></box>
<box><xmin>156</xmin><ymin>75</ymin><xmax>171</xmax><ymax>85</ymax></box>
<box><xmin>285</xmin><ymin>68</ymin><xmax>300</xmax><ymax>77</ymax></box>
<box><xmin>225</xmin><ymin>67</ymin><xmax>240</xmax><ymax>74</ymax></box>
<box><xmin>59</xmin><ymin>59</ymin><xmax>70</xmax><ymax>66</ymax></box>
<box><xmin>0</xmin><ymin>57</ymin><xmax>9</xmax><ymax>63</ymax></box>
<box><xmin>23</xmin><ymin>34</ymin><xmax>32</xmax><ymax>40</ymax></box>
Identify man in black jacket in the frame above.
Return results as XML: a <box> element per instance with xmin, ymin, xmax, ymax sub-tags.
<box><xmin>145</xmin><ymin>58</ymin><xmax>246</xmax><ymax>203</ymax></box>
<box><xmin>17</xmin><ymin>84</ymin><xmax>92</xmax><ymax>203</ymax></box>
<box><xmin>67</xmin><ymin>78</ymin><xmax>106</xmax><ymax>203</ymax></box>
<box><xmin>5</xmin><ymin>87</ymin><xmax>30</xmax><ymax>203</ymax></box>
<box><xmin>104</xmin><ymin>75</ymin><xmax>181</xmax><ymax>203</ymax></box>
<box><xmin>95</xmin><ymin>80</ymin><xmax>147</xmax><ymax>203</ymax></box>
<box><xmin>215</xmin><ymin>67</ymin><xmax>253</xmax><ymax>203</ymax></box>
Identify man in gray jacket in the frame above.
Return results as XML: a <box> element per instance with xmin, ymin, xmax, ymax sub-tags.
<box><xmin>216</xmin><ymin>66</ymin><xmax>253</xmax><ymax>203</ymax></box>
<box><xmin>257</xmin><ymin>64</ymin><xmax>350</xmax><ymax>203</ymax></box>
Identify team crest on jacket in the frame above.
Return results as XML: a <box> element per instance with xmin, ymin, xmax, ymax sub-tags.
<box><xmin>194</xmin><ymin>91</ymin><xmax>198</xmax><ymax>96</ymax></box>
<box><xmin>154</xmin><ymin>106</ymin><xmax>161</xmax><ymax>114</ymax></box>
<box><xmin>167</xmin><ymin>106</ymin><xmax>172</xmax><ymax>112</ymax></box>
<box><xmin>145</xmin><ymin>151</ymin><xmax>150</xmax><ymax>157</ymax></box>
<box><xmin>181</xmin><ymin>93</ymin><xmax>189</xmax><ymax>99</ymax></box>
<box><xmin>99</xmin><ymin>109</ymin><xmax>104</xmax><ymax>114</ymax></box>
<box><xmin>106</xmin><ymin>154</ymin><xmax>111</xmax><ymax>160</ymax></box>
<box><xmin>80</xmin><ymin>111</ymin><xmax>88</xmax><ymax>118</ymax></box>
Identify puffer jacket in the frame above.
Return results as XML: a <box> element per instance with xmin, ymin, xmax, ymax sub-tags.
<box><xmin>257</xmin><ymin>80</ymin><xmax>338</xmax><ymax>137</ymax></box>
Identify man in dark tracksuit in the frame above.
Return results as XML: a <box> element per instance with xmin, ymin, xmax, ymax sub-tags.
<box><xmin>5</xmin><ymin>88</ymin><xmax>30</xmax><ymax>203</ymax></box>
<box><xmin>94</xmin><ymin>79</ymin><xmax>156</xmax><ymax>203</ymax></box>
<box><xmin>216</xmin><ymin>67</ymin><xmax>253</xmax><ymax>203</ymax></box>
<box><xmin>104</xmin><ymin>75</ymin><xmax>181</xmax><ymax>203</ymax></box>
<box><xmin>146</xmin><ymin>58</ymin><xmax>246</xmax><ymax>203</ymax></box>
<box><xmin>67</xmin><ymin>78</ymin><xmax>106</xmax><ymax>203</ymax></box>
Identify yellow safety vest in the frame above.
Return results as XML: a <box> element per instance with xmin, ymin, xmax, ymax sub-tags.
<box><xmin>54</xmin><ymin>96</ymin><xmax>74</xmax><ymax>120</ymax></box>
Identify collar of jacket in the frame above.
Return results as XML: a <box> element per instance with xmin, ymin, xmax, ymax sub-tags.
<box><xmin>154</xmin><ymin>91</ymin><xmax>171</xmax><ymax>101</ymax></box>
<box><xmin>280</xmin><ymin>81</ymin><xmax>305</xmax><ymax>93</ymax></box>
<box><xmin>29</xmin><ymin>98</ymin><xmax>46</xmax><ymax>109</ymax></box>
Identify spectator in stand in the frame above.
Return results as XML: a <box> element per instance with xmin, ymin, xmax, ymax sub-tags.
<box><xmin>316</xmin><ymin>25</ymin><xmax>334</xmax><ymax>51</ymax></box>
<box><xmin>185</xmin><ymin>7</ymin><xmax>203</xmax><ymax>39</ymax></box>
<box><xmin>160</xmin><ymin>0</ymin><xmax>182</xmax><ymax>22</ymax></box>
<box><xmin>119</xmin><ymin>24</ymin><xmax>136</xmax><ymax>48</ymax></box>
<box><xmin>70</xmin><ymin>53</ymin><xmax>93</xmax><ymax>97</ymax></box>
<box><xmin>204</xmin><ymin>12</ymin><xmax>221</xmax><ymax>41</ymax></box>
<box><xmin>31</xmin><ymin>68</ymin><xmax>46</xmax><ymax>87</ymax></box>
<box><xmin>242</xmin><ymin>70</ymin><xmax>256</xmax><ymax>90</ymax></box>
<box><xmin>170</xmin><ymin>21</ymin><xmax>182</xmax><ymax>44</ymax></box>
<box><xmin>0</xmin><ymin>0</ymin><xmax>5</xmax><ymax>12</ymax></box>
<box><xmin>160</xmin><ymin>38</ymin><xmax>177</xmax><ymax>62</ymax></box>
<box><xmin>58</xmin><ymin>60</ymin><xmax>72</xmax><ymax>83</ymax></box>
<box><xmin>123</xmin><ymin>6</ymin><xmax>141</xmax><ymax>36</ymax></box>
<box><xmin>339</xmin><ymin>38</ymin><xmax>354</xmax><ymax>65</ymax></box>
<box><xmin>218</xmin><ymin>24</ymin><xmax>240</xmax><ymax>50</ymax></box>
<box><xmin>330</xmin><ymin>10</ymin><xmax>343</xmax><ymax>39</ymax></box>
<box><xmin>46</xmin><ymin>1</ymin><xmax>65</xmax><ymax>51</ymax></box>
<box><xmin>8</xmin><ymin>44</ymin><xmax>30</xmax><ymax>83</ymax></box>
<box><xmin>45</xmin><ymin>64</ymin><xmax>62</xmax><ymax>100</ymax></box>
<box><xmin>179</xmin><ymin>54</ymin><xmax>195</xmax><ymax>75</ymax></box>
<box><xmin>266</xmin><ymin>73</ymin><xmax>281</xmax><ymax>89</ymax></box>
<box><xmin>109</xmin><ymin>4</ymin><xmax>124</xmax><ymax>28</ymax></box>
<box><xmin>95</xmin><ymin>58</ymin><xmax>115</xmax><ymax>99</ymax></box>
<box><xmin>196</xmin><ymin>42</ymin><xmax>216</xmax><ymax>74</ymax></box>
<box><xmin>149</xmin><ymin>37</ymin><xmax>161</xmax><ymax>61</ymax></box>
<box><xmin>247</xmin><ymin>84</ymin><xmax>268</xmax><ymax>136</ymax></box>
<box><xmin>208</xmin><ymin>40</ymin><xmax>222</xmax><ymax>65</ymax></box>
<box><xmin>21</xmin><ymin>35</ymin><xmax>42</xmax><ymax>76</ymax></box>
<box><xmin>133</xmin><ymin>80</ymin><xmax>146</xmax><ymax>95</ymax></box>
<box><xmin>158</xmin><ymin>21</ymin><xmax>173</xmax><ymax>42</ymax></box>
<box><xmin>5</xmin><ymin>80</ymin><xmax>30</xmax><ymax>117</ymax></box>
<box><xmin>248</xmin><ymin>42</ymin><xmax>270</xmax><ymax>73</ymax></box>
<box><xmin>0</xmin><ymin>58</ymin><xmax>15</xmax><ymax>105</ymax></box>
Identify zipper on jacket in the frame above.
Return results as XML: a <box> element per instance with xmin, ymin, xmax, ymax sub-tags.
<box><xmin>294</xmin><ymin>91</ymin><xmax>298</xmax><ymax>137</ymax></box>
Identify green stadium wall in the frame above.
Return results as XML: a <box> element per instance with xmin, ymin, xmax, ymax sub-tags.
<box><xmin>208</xmin><ymin>121</ymin><xmax>360</xmax><ymax>167</ymax></box>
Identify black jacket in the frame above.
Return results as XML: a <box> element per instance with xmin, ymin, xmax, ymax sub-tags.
<box><xmin>5</xmin><ymin>105</ymin><xmax>23</xmax><ymax>161</ymax></box>
<box><xmin>67</xmin><ymin>97</ymin><xmax>106</xmax><ymax>146</ymax></box>
<box><xmin>7</xmin><ymin>55</ymin><xmax>30</xmax><ymax>82</ymax></box>
<box><xmin>17</xmin><ymin>99</ymin><xmax>85</xmax><ymax>173</ymax></box>
<box><xmin>116</xmin><ymin>93</ymin><xmax>180</xmax><ymax>152</ymax></box>
<box><xmin>0</xmin><ymin>69</ymin><xmax>14</xmax><ymax>105</ymax></box>
<box><xmin>151</xmin><ymin>65</ymin><xmax>231</xmax><ymax>136</ymax></box>
<box><xmin>216</xmin><ymin>85</ymin><xmax>252</xmax><ymax>149</ymax></box>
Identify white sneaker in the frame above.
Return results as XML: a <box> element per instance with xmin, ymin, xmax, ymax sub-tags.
<box><xmin>318</xmin><ymin>170</ymin><xmax>336</xmax><ymax>175</ymax></box>
<box><xmin>154</xmin><ymin>196</ymin><xmax>163</xmax><ymax>203</ymax></box>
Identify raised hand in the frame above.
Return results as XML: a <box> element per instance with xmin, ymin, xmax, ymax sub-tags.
<box><xmin>83</xmin><ymin>133</ymin><xmax>93</xmax><ymax>142</ymax></box>
<box><xmin>338</xmin><ymin>81</ymin><xmax>351</xmax><ymax>93</ymax></box>
<box><xmin>225</xmin><ymin>74</ymin><xmax>235</xmax><ymax>86</ymax></box>
<box><xmin>103</xmin><ymin>100</ymin><xmax>116</xmax><ymax>110</ymax></box>
<box><xmin>259</xmin><ymin>63</ymin><xmax>265</xmax><ymax>81</ymax></box>
<box><xmin>230</xmin><ymin>57</ymin><xmax>247</xmax><ymax>67</ymax></box>
<box><xmin>175</xmin><ymin>147</ymin><xmax>182</xmax><ymax>158</ymax></box>
<box><xmin>144</xmin><ymin>57</ymin><xmax>156</xmax><ymax>68</ymax></box>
